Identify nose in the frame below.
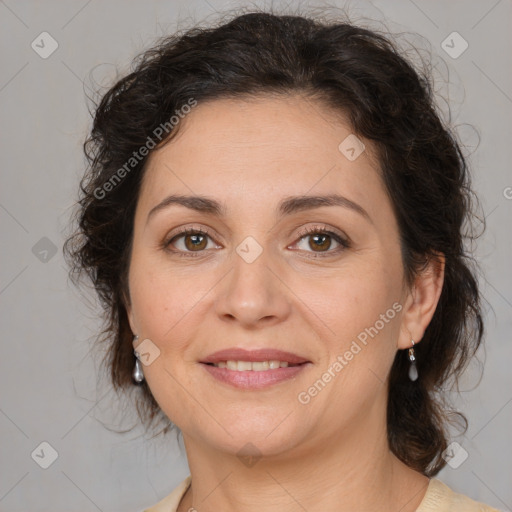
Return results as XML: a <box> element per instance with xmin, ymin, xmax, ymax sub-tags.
<box><xmin>214</xmin><ymin>244</ymin><xmax>292</xmax><ymax>329</ymax></box>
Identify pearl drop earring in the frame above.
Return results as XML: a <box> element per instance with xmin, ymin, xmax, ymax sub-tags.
<box><xmin>132</xmin><ymin>335</ymin><xmax>145</xmax><ymax>384</ymax></box>
<box><xmin>408</xmin><ymin>339</ymin><xmax>418</xmax><ymax>381</ymax></box>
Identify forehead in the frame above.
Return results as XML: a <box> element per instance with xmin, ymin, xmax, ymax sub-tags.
<box><xmin>138</xmin><ymin>95</ymin><xmax>387</xmax><ymax>218</ymax></box>
<box><xmin>148</xmin><ymin>94</ymin><xmax>362</xmax><ymax>168</ymax></box>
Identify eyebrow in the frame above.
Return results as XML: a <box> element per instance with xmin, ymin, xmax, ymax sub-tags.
<box><xmin>147</xmin><ymin>193</ymin><xmax>372</xmax><ymax>224</ymax></box>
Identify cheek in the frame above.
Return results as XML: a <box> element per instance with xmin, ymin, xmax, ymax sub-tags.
<box><xmin>299</xmin><ymin>267</ymin><xmax>402</xmax><ymax>413</ymax></box>
<box><xmin>297</xmin><ymin>258</ymin><xmax>403</xmax><ymax>403</ymax></box>
<box><xmin>128</xmin><ymin>250</ymin><xmax>219</xmax><ymax>361</ymax></box>
<box><xmin>302</xmin><ymin>260</ymin><xmax>401</xmax><ymax>343</ymax></box>
<box><xmin>128</xmin><ymin>256</ymin><xmax>187</xmax><ymax>342</ymax></box>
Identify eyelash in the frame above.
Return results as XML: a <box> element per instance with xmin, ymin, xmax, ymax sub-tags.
<box><xmin>164</xmin><ymin>225</ymin><xmax>351</xmax><ymax>258</ymax></box>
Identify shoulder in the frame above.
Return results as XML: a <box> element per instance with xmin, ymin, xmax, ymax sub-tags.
<box><xmin>417</xmin><ymin>478</ymin><xmax>502</xmax><ymax>512</ymax></box>
<box><xmin>142</xmin><ymin>475</ymin><xmax>191</xmax><ymax>512</ymax></box>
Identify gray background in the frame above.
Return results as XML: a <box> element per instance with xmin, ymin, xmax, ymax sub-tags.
<box><xmin>1</xmin><ymin>0</ymin><xmax>511</xmax><ymax>511</ymax></box>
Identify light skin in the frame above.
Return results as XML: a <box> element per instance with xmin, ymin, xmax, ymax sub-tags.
<box><xmin>126</xmin><ymin>95</ymin><xmax>445</xmax><ymax>512</ymax></box>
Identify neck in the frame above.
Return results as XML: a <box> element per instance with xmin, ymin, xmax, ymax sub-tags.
<box><xmin>178</xmin><ymin>406</ymin><xmax>429</xmax><ymax>512</ymax></box>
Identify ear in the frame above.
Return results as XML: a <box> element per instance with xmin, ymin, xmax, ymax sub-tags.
<box><xmin>122</xmin><ymin>287</ymin><xmax>138</xmax><ymax>337</ymax></box>
<box><xmin>126</xmin><ymin>302</ymin><xmax>137</xmax><ymax>336</ymax></box>
<box><xmin>397</xmin><ymin>253</ymin><xmax>445</xmax><ymax>350</ymax></box>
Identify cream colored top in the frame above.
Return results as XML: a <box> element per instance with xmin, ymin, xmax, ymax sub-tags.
<box><xmin>143</xmin><ymin>476</ymin><xmax>501</xmax><ymax>512</ymax></box>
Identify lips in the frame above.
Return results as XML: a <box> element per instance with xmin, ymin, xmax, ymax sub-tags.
<box><xmin>200</xmin><ymin>348</ymin><xmax>310</xmax><ymax>365</ymax></box>
<box><xmin>199</xmin><ymin>347</ymin><xmax>311</xmax><ymax>389</ymax></box>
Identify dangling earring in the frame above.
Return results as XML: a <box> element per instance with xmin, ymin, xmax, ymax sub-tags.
<box><xmin>132</xmin><ymin>335</ymin><xmax>145</xmax><ymax>384</ymax></box>
<box><xmin>408</xmin><ymin>339</ymin><xmax>418</xmax><ymax>381</ymax></box>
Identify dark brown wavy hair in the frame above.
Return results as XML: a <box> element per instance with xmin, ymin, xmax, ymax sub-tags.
<box><xmin>64</xmin><ymin>10</ymin><xmax>484</xmax><ymax>476</ymax></box>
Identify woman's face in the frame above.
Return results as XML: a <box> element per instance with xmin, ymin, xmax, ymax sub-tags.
<box><xmin>127</xmin><ymin>95</ymin><xmax>416</xmax><ymax>458</ymax></box>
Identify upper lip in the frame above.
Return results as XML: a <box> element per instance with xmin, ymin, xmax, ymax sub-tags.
<box><xmin>201</xmin><ymin>348</ymin><xmax>310</xmax><ymax>365</ymax></box>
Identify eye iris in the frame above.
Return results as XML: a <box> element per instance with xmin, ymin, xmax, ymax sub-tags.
<box><xmin>185</xmin><ymin>233</ymin><xmax>207</xmax><ymax>251</ymax></box>
<box><xmin>178</xmin><ymin>230</ymin><xmax>337</xmax><ymax>253</ymax></box>
<box><xmin>309</xmin><ymin>233</ymin><xmax>331</xmax><ymax>251</ymax></box>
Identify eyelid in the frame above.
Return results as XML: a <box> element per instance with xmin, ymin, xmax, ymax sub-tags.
<box><xmin>289</xmin><ymin>224</ymin><xmax>351</xmax><ymax>256</ymax></box>
<box><xmin>294</xmin><ymin>223</ymin><xmax>348</xmax><ymax>242</ymax></box>
<box><xmin>165</xmin><ymin>224</ymin><xmax>217</xmax><ymax>244</ymax></box>
<box><xmin>164</xmin><ymin>223</ymin><xmax>350</xmax><ymax>255</ymax></box>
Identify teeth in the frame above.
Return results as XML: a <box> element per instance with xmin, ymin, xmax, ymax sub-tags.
<box><xmin>252</xmin><ymin>361</ymin><xmax>269</xmax><ymax>371</ymax></box>
<box><xmin>212</xmin><ymin>360</ymin><xmax>293</xmax><ymax>370</ymax></box>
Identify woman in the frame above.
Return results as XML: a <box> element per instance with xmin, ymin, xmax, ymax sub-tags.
<box><xmin>66</xmin><ymin>10</ymin><xmax>499</xmax><ymax>512</ymax></box>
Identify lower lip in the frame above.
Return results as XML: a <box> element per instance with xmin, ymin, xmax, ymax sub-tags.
<box><xmin>201</xmin><ymin>363</ymin><xmax>310</xmax><ymax>389</ymax></box>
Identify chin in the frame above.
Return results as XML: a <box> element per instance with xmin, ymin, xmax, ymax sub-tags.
<box><xmin>214</xmin><ymin>432</ymin><xmax>301</xmax><ymax>460</ymax></box>
<box><xmin>190</xmin><ymin>413</ymin><xmax>311</xmax><ymax>460</ymax></box>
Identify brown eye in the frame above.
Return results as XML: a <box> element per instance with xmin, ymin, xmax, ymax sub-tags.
<box><xmin>183</xmin><ymin>233</ymin><xmax>208</xmax><ymax>251</ymax></box>
<box><xmin>293</xmin><ymin>227</ymin><xmax>350</xmax><ymax>256</ymax></box>
<box><xmin>167</xmin><ymin>229</ymin><xmax>215</xmax><ymax>254</ymax></box>
<box><xmin>307</xmin><ymin>233</ymin><xmax>332</xmax><ymax>252</ymax></box>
